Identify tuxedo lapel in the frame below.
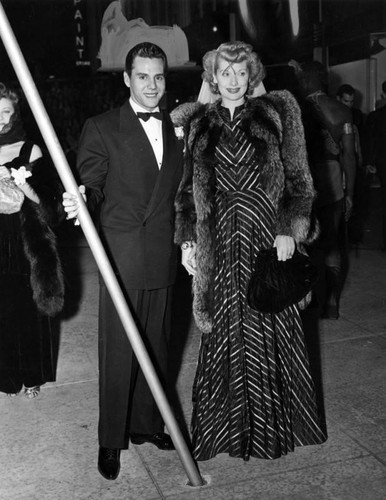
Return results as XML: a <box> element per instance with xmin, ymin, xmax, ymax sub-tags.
<box><xmin>143</xmin><ymin>112</ymin><xmax>183</xmax><ymax>222</ymax></box>
<box><xmin>119</xmin><ymin>101</ymin><xmax>159</xmax><ymax>174</ymax></box>
<box><xmin>118</xmin><ymin>103</ymin><xmax>182</xmax><ymax>223</ymax></box>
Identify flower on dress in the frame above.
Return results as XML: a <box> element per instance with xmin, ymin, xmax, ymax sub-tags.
<box><xmin>11</xmin><ymin>166</ymin><xmax>32</xmax><ymax>186</ymax></box>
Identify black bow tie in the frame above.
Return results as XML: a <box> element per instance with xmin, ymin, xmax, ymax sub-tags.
<box><xmin>136</xmin><ymin>111</ymin><xmax>163</xmax><ymax>122</ymax></box>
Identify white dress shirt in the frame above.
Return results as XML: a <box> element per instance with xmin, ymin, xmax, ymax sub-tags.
<box><xmin>130</xmin><ymin>98</ymin><xmax>163</xmax><ymax>169</ymax></box>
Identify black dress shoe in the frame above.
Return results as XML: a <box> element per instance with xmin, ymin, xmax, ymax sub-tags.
<box><xmin>98</xmin><ymin>447</ymin><xmax>121</xmax><ymax>480</ymax></box>
<box><xmin>130</xmin><ymin>432</ymin><xmax>175</xmax><ymax>450</ymax></box>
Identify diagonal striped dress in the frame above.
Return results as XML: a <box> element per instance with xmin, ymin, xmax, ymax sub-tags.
<box><xmin>191</xmin><ymin>103</ymin><xmax>327</xmax><ymax>461</ymax></box>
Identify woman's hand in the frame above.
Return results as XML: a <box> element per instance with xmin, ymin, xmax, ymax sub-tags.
<box><xmin>181</xmin><ymin>242</ymin><xmax>197</xmax><ymax>276</ymax></box>
<box><xmin>62</xmin><ymin>185</ymin><xmax>86</xmax><ymax>225</ymax></box>
<box><xmin>273</xmin><ymin>235</ymin><xmax>295</xmax><ymax>261</ymax></box>
<box><xmin>2</xmin><ymin>165</ymin><xmax>39</xmax><ymax>204</ymax></box>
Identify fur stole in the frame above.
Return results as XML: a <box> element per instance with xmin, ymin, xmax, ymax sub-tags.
<box><xmin>173</xmin><ymin>91</ymin><xmax>317</xmax><ymax>333</ymax></box>
<box><xmin>13</xmin><ymin>153</ymin><xmax>64</xmax><ymax>316</ymax></box>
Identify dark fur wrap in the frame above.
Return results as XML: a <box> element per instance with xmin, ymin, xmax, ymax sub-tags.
<box><xmin>8</xmin><ymin>152</ymin><xmax>65</xmax><ymax>316</ymax></box>
<box><xmin>172</xmin><ymin>90</ymin><xmax>317</xmax><ymax>333</ymax></box>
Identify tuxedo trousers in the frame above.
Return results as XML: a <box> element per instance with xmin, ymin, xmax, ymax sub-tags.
<box><xmin>98</xmin><ymin>284</ymin><xmax>172</xmax><ymax>449</ymax></box>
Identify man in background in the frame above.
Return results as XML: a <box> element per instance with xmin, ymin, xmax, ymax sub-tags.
<box><xmin>375</xmin><ymin>80</ymin><xmax>386</xmax><ymax>110</ymax></box>
<box><xmin>294</xmin><ymin>61</ymin><xmax>356</xmax><ymax>319</ymax></box>
<box><xmin>336</xmin><ymin>83</ymin><xmax>369</xmax><ymax>246</ymax></box>
<box><xmin>337</xmin><ymin>84</ymin><xmax>364</xmax><ymax>128</ymax></box>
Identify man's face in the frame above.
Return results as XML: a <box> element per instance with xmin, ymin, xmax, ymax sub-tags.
<box><xmin>338</xmin><ymin>93</ymin><xmax>354</xmax><ymax>109</ymax></box>
<box><xmin>124</xmin><ymin>56</ymin><xmax>166</xmax><ymax>111</ymax></box>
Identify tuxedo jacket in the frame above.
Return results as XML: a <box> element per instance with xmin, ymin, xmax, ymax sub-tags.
<box><xmin>77</xmin><ymin>100</ymin><xmax>183</xmax><ymax>290</ymax></box>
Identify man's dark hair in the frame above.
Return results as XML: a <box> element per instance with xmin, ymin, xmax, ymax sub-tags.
<box><xmin>336</xmin><ymin>84</ymin><xmax>355</xmax><ymax>97</ymax></box>
<box><xmin>299</xmin><ymin>61</ymin><xmax>328</xmax><ymax>88</ymax></box>
<box><xmin>125</xmin><ymin>43</ymin><xmax>168</xmax><ymax>76</ymax></box>
<box><xmin>382</xmin><ymin>80</ymin><xmax>386</xmax><ymax>94</ymax></box>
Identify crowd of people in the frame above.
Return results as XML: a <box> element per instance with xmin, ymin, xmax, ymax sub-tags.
<box><xmin>11</xmin><ymin>71</ymin><xmax>385</xmax><ymax>257</ymax></box>
<box><xmin>1</xmin><ymin>39</ymin><xmax>385</xmax><ymax>486</ymax></box>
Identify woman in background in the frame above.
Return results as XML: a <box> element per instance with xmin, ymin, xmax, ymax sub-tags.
<box><xmin>172</xmin><ymin>42</ymin><xmax>326</xmax><ymax>461</ymax></box>
<box><xmin>0</xmin><ymin>82</ymin><xmax>64</xmax><ymax>398</ymax></box>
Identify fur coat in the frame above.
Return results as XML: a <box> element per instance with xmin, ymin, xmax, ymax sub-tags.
<box><xmin>172</xmin><ymin>90</ymin><xmax>317</xmax><ymax>334</ymax></box>
<box><xmin>1</xmin><ymin>146</ymin><xmax>65</xmax><ymax>317</ymax></box>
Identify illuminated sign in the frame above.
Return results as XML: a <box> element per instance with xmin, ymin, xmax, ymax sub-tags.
<box><xmin>74</xmin><ymin>0</ymin><xmax>90</xmax><ymax>67</ymax></box>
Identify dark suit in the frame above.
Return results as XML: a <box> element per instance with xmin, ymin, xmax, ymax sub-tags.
<box><xmin>301</xmin><ymin>92</ymin><xmax>355</xmax><ymax>317</ymax></box>
<box><xmin>77</xmin><ymin>100</ymin><xmax>183</xmax><ymax>448</ymax></box>
<box><xmin>364</xmin><ymin>106</ymin><xmax>386</xmax><ymax>248</ymax></box>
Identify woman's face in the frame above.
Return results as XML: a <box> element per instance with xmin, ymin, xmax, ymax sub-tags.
<box><xmin>0</xmin><ymin>97</ymin><xmax>15</xmax><ymax>132</ymax></box>
<box><xmin>214</xmin><ymin>57</ymin><xmax>249</xmax><ymax>107</ymax></box>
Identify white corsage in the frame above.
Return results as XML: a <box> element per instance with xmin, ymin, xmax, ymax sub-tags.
<box><xmin>174</xmin><ymin>126</ymin><xmax>184</xmax><ymax>140</ymax></box>
<box><xmin>174</xmin><ymin>126</ymin><xmax>186</xmax><ymax>153</ymax></box>
<box><xmin>11</xmin><ymin>166</ymin><xmax>32</xmax><ymax>186</ymax></box>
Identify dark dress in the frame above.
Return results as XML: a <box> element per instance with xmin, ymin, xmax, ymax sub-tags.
<box><xmin>191</xmin><ymin>105</ymin><xmax>326</xmax><ymax>461</ymax></box>
<box><xmin>0</xmin><ymin>143</ymin><xmax>56</xmax><ymax>394</ymax></box>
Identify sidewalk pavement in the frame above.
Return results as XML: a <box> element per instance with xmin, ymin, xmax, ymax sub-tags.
<box><xmin>1</xmin><ymin>188</ymin><xmax>385</xmax><ymax>499</ymax></box>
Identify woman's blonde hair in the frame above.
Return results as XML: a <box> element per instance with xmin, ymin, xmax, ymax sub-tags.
<box><xmin>202</xmin><ymin>41</ymin><xmax>266</xmax><ymax>95</ymax></box>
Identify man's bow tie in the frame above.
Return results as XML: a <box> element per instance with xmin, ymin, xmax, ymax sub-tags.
<box><xmin>137</xmin><ymin>111</ymin><xmax>163</xmax><ymax>122</ymax></box>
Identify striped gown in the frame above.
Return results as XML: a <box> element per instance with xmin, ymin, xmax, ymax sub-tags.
<box><xmin>191</xmin><ymin>104</ymin><xmax>326</xmax><ymax>461</ymax></box>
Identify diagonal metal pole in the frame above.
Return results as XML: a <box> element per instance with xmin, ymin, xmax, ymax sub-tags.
<box><xmin>0</xmin><ymin>2</ymin><xmax>203</xmax><ymax>488</ymax></box>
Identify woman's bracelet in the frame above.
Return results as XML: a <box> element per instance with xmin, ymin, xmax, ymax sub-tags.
<box><xmin>181</xmin><ymin>241</ymin><xmax>194</xmax><ymax>250</ymax></box>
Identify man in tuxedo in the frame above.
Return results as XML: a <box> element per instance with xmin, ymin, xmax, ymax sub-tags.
<box><xmin>63</xmin><ymin>43</ymin><xmax>183</xmax><ymax>480</ymax></box>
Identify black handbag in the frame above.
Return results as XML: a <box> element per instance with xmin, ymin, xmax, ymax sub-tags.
<box><xmin>247</xmin><ymin>247</ymin><xmax>318</xmax><ymax>313</ymax></box>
